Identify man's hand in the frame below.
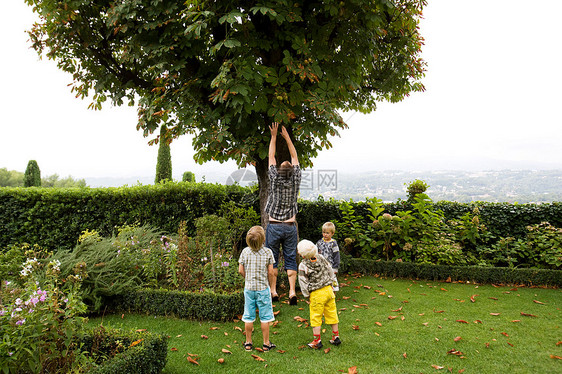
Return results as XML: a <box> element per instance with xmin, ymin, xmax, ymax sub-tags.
<box><xmin>269</xmin><ymin>122</ymin><xmax>279</xmax><ymax>136</ymax></box>
<box><xmin>280</xmin><ymin>125</ymin><xmax>291</xmax><ymax>140</ymax></box>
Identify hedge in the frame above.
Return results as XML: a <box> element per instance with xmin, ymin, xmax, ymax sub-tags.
<box><xmin>0</xmin><ymin>182</ymin><xmax>254</xmax><ymax>250</ymax></box>
<box><xmin>106</xmin><ymin>288</ymin><xmax>245</xmax><ymax>322</ymax></box>
<box><xmin>80</xmin><ymin>328</ymin><xmax>168</xmax><ymax>374</ymax></box>
<box><xmin>1</xmin><ymin>183</ymin><xmax>560</xmax><ymax>251</ymax></box>
<box><xmin>346</xmin><ymin>258</ymin><xmax>562</xmax><ymax>287</ymax></box>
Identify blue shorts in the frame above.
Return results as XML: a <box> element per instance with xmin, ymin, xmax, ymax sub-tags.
<box><xmin>242</xmin><ymin>288</ymin><xmax>275</xmax><ymax>323</ymax></box>
<box><xmin>266</xmin><ymin>223</ymin><xmax>298</xmax><ymax>271</ymax></box>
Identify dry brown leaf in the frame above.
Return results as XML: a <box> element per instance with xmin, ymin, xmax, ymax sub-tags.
<box><xmin>459</xmin><ymin>369</ymin><xmax>466</xmax><ymax>373</ymax></box>
<box><xmin>294</xmin><ymin>316</ymin><xmax>308</xmax><ymax>322</ymax></box>
<box><xmin>489</xmin><ymin>297</ymin><xmax>498</xmax><ymax>300</ymax></box>
<box><xmin>392</xmin><ymin>306</ymin><xmax>403</xmax><ymax>312</ymax></box>
<box><xmin>273</xmin><ymin>310</ymin><xmax>280</xmax><ymax>315</ymax></box>
<box><xmin>454</xmin><ymin>336</ymin><xmax>462</xmax><ymax>342</ymax></box>
<box><xmin>187</xmin><ymin>352</ymin><xmax>198</xmax><ymax>357</ymax></box>
<box><xmin>375</xmin><ymin>322</ymin><xmax>382</xmax><ymax>326</ymax></box>
<box><xmin>222</xmin><ymin>348</ymin><xmax>232</xmax><ymax>354</ymax></box>
<box><xmin>251</xmin><ymin>354</ymin><xmax>265</xmax><ymax>361</ymax></box>
<box><xmin>170</xmin><ymin>347</ymin><xmax>178</xmax><ymax>351</ymax></box>
<box><xmin>556</xmin><ymin>341</ymin><xmax>562</xmax><ymax>346</ymax></box>
<box><xmin>550</xmin><ymin>355</ymin><xmax>562</xmax><ymax>359</ymax></box>
<box><xmin>388</xmin><ymin>316</ymin><xmax>397</xmax><ymax>320</ymax></box>
<box><xmin>375</xmin><ymin>332</ymin><xmax>380</xmax><ymax>336</ymax></box>
<box><xmin>507</xmin><ymin>342</ymin><xmax>514</xmax><ymax>347</ymax></box>
<box><xmin>342</xmin><ymin>296</ymin><xmax>351</xmax><ymax>300</ymax></box>
<box><xmin>432</xmin><ymin>364</ymin><xmax>445</xmax><ymax>370</ymax></box>
<box><xmin>521</xmin><ymin>312</ymin><xmax>538</xmax><ymax>317</ymax></box>
<box><xmin>348</xmin><ymin>366</ymin><xmax>358</xmax><ymax>374</ymax></box>
<box><xmin>447</xmin><ymin>349</ymin><xmax>464</xmax><ymax>356</ymax></box>
<box><xmin>352</xmin><ymin>325</ymin><xmax>360</xmax><ymax>330</ymax></box>
<box><xmin>324</xmin><ymin>348</ymin><xmax>331</xmax><ymax>354</ymax></box>
<box><xmin>403</xmin><ymin>352</ymin><xmax>407</xmax><ymax>359</ymax></box>
<box><xmin>401</xmin><ymin>316</ymin><xmax>405</xmax><ymax>321</ymax></box>
<box><xmin>135</xmin><ymin>329</ymin><xmax>146</xmax><ymax>332</ymax></box>
<box><xmin>201</xmin><ymin>335</ymin><xmax>209</xmax><ymax>339</ymax></box>
<box><xmin>470</xmin><ymin>294</ymin><xmax>479</xmax><ymax>303</ymax></box>
<box><xmin>217</xmin><ymin>358</ymin><xmax>225</xmax><ymax>364</ymax></box>
<box><xmin>490</xmin><ymin>313</ymin><xmax>501</xmax><ymax>316</ymax></box>
<box><xmin>277</xmin><ymin>350</ymin><xmax>286</xmax><ymax>353</ymax></box>
<box><xmin>187</xmin><ymin>356</ymin><xmax>199</xmax><ymax>365</ymax></box>
<box><xmin>474</xmin><ymin>320</ymin><xmax>483</xmax><ymax>324</ymax></box>
<box><xmin>434</xmin><ymin>310</ymin><xmax>445</xmax><ymax>313</ymax></box>
<box><xmin>210</xmin><ymin>327</ymin><xmax>219</xmax><ymax>330</ymax></box>
<box><xmin>440</xmin><ymin>288</ymin><xmax>448</xmax><ymax>292</ymax></box>
<box><xmin>255</xmin><ymin>347</ymin><xmax>264</xmax><ymax>352</ymax></box>
<box><xmin>501</xmin><ymin>332</ymin><xmax>509</xmax><ymax>337</ymax></box>
<box><xmin>364</xmin><ymin>285</ymin><xmax>372</xmax><ymax>289</ymax></box>
<box><xmin>130</xmin><ymin>339</ymin><xmax>143</xmax><ymax>347</ymax></box>
<box><xmin>510</xmin><ymin>319</ymin><xmax>521</xmax><ymax>323</ymax></box>
<box><xmin>234</xmin><ymin>326</ymin><xmax>243</xmax><ymax>332</ymax></box>
<box><xmin>176</xmin><ymin>334</ymin><xmax>182</xmax><ymax>337</ymax></box>
<box><xmin>533</xmin><ymin>300</ymin><xmax>546</xmax><ymax>305</ymax></box>
<box><xmin>456</xmin><ymin>320</ymin><xmax>469</xmax><ymax>324</ymax></box>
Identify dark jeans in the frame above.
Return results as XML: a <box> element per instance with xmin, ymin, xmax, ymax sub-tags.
<box><xmin>265</xmin><ymin>222</ymin><xmax>298</xmax><ymax>271</ymax></box>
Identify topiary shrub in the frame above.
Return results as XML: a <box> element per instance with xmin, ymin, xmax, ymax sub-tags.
<box><xmin>23</xmin><ymin>160</ymin><xmax>41</xmax><ymax>187</ymax></box>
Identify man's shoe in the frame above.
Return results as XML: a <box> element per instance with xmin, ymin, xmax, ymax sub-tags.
<box><xmin>289</xmin><ymin>295</ymin><xmax>297</xmax><ymax>305</ymax></box>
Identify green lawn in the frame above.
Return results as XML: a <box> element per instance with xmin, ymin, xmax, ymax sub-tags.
<box><xmin>89</xmin><ymin>275</ymin><xmax>562</xmax><ymax>373</ymax></box>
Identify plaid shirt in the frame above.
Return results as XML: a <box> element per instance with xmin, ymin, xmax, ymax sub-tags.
<box><xmin>265</xmin><ymin>165</ymin><xmax>301</xmax><ymax>221</ymax></box>
<box><xmin>238</xmin><ymin>246</ymin><xmax>274</xmax><ymax>291</ymax></box>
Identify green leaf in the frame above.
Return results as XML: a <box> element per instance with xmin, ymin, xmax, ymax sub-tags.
<box><xmin>223</xmin><ymin>39</ymin><xmax>241</xmax><ymax>48</ymax></box>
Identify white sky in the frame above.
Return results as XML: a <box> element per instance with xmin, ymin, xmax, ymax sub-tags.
<box><xmin>1</xmin><ymin>0</ymin><xmax>561</xmax><ymax>184</ymax></box>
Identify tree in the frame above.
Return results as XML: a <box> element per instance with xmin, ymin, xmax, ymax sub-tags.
<box><xmin>23</xmin><ymin>160</ymin><xmax>41</xmax><ymax>187</ymax></box>
<box><xmin>182</xmin><ymin>171</ymin><xmax>196</xmax><ymax>183</ymax></box>
<box><xmin>0</xmin><ymin>168</ymin><xmax>24</xmax><ymax>187</ymax></box>
<box><xmin>26</xmin><ymin>0</ymin><xmax>426</xmax><ymax>216</ymax></box>
<box><xmin>155</xmin><ymin>125</ymin><xmax>172</xmax><ymax>183</ymax></box>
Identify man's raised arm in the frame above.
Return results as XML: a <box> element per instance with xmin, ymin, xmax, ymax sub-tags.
<box><xmin>268</xmin><ymin>122</ymin><xmax>279</xmax><ymax>167</ymax></box>
<box><xmin>281</xmin><ymin>126</ymin><xmax>299</xmax><ymax>166</ymax></box>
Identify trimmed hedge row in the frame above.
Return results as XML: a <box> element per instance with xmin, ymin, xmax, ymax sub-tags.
<box><xmin>1</xmin><ymin>183</ymin><xmax>560</xmax><ymax>251</ymax></box>
<box><xmin>346</xmin><ymin>258</ymin><xmax>562</xmax><ymax>287</ymax></box>
<box><xmin>107</xmin><ymin>289</ymin><xmax>245</xmax><ymax>322</ymax></box>
<box><xmin>0</xmin><ymin>182</ymin><xmax>254</xmax><ymax>250</ymax></box>
<box><xmin>80</xmin><ymin>328</ymin><xmax>168</xmax><ymax>374</ymax></box>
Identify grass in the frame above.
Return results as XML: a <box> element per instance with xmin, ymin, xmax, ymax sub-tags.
<box><xmin>88</xmin><ymin>275</ymin><xmax>562</xmax><ymax>373</ymax></box>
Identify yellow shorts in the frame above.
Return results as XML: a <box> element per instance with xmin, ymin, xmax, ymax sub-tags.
<box><xmin>309</xmin><ymin>285</ymin><xmax>339</xmax><ymax>327</ymax></box>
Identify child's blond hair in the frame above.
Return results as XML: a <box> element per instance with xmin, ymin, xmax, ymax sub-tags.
<box><xmin>297</xmin><ymin>239</ymin><xmax>318</xmax><ymax>259</ymax></box>
<box><xmin>322</xmin><ymin>221</ymin><xmax>336</xmax><ymax>234</ymax></box>
<box><xmin>246</xmin><ymin>226</ymin><xmax>265</xmax><ymax>251</ymax></box>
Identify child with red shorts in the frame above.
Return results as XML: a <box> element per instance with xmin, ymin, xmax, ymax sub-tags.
<box><xmin>297</xmin><ymin>239</ymin><xmax>341</xmax><ymax>349</ymax></box>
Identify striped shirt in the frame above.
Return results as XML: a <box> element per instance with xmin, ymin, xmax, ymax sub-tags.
<box><xmin>265</xmin><ymin>165</ymin><xmax>301</xmax><ymax>221</ymax></box>
<box><xmin>238</xmin><ymin>246</ymin><xmax>274</xmax><ymax>291</ymax></box>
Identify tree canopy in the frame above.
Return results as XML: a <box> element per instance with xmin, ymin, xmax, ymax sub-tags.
<box><xmin>25</xmin><ymin>0</ymin><xmax>426</xmax><ymax>211</ymax></box>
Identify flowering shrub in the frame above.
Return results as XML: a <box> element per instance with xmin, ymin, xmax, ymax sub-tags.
<box><xmin>0</xmin><ymin>257</ymin><xmax>89</xmax><ymax>373</ymax></box>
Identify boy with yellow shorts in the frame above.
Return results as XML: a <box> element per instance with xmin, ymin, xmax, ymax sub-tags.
<box><xmin>297</xmin><ymin>239</ymin><xmax>341</xmax><ymax>349</ymax></box>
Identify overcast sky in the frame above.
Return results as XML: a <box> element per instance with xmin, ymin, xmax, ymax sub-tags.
<box><xmin>1</xmin><ymin>0</ymin><xmax>561</xmax><ymax>185</ymax></box>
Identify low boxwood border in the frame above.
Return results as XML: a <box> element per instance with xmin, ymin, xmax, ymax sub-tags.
<box><xmin>107</xmin><ymin>288</ymin><xmax>245</xmax><ymax>321</ymax></box>
<box><xmin>80</xmin><ymin>328</ymin><xmax>168</xmax><ymax>374</ymax></box>
<box><xmin>346</xmin><ymin>258</ymin><xmax>562</xmax><ymax>287</ymax></box>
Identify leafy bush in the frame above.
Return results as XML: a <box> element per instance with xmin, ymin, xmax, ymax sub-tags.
<box><xmin>79</xmin><ymin>326</ymin><xmax>168</xmax><ymax>374</ymax></box>
<box><xmin>0</xmin><ymin>256</ymin><xmax>89</xmax><ymax>373</ymax></box>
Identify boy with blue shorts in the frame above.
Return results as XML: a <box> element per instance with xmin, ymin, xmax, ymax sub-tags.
<box><xmin>297</xmin><ymin>239</ymin><xmax>341</xmax><ymax>349</ymax></box>
<box><xmin>238</xmin><ymin>226</ymin><xmax>276</xmax><ymax>351</ymax></box>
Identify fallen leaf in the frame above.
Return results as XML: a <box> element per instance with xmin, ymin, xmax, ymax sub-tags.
<box><xmin>324</xmin><ymin>348</ymin><xmax>331</xmax><ymax>354</ymax></box>
<box><xmin>485</xmin><ymin>343</ymin><xmax>490</xmax><ymax>348</ymax></box>
<box><xmin>533</xmin><ymin>300</ymin><xmax>546</xmax><ymax>305</ymax></box>
<box><xmin>521</xmin><ymin>312</ymin><xmax>538</xmax><ymax>317</ymax></box>
<box><xmin>489</xmin><ymin>297</ymin><xmax>498</xmax><ymax>300</ymax></box>
<box><xmin>375</xmin><ymin>322</ymin><xmax>382</xmax><ymax>326</ymax></box>
<box><xmin>490</xmin><ymin>313</ymin><xmax>501</xmax><ymax>316</ymax></box>
<box><xmin>342</xmin><ymin>296</ymin><xmax>351</xmax><ymax>300</ymax></box>
<box><xmin>388</xmin><ymin>316</ymin><xmax>397</xmax><ymax>320</ymax></box>
<box><xmin>176</xmin><ymin>334</ymin><xmax>182</xmax><ymax>337</ymax></box>
<box><xmin>234</xmin><ymin>326</ymin><xmax>243</xmax><ymax>332</ymax></box>
<box><xmin>201</xmin><ymin>335</ymin><xmax>208</xmax><ymax>339</ymax></box>
<box><xmin>187</xmin><ymin>352</ymin><xmax>198</xmax><ymax>357</ymax></box>
<box><xmin>447</xmin><ymin>349</ymin><xmax>464</xmax><ymax>356</ymax></box>
<box><xmin>456</xmin><ymin>320</ymin><xmax>469</xmax><ymax>324</ymax></box>
<box><xmin>474</xmin><ymin>320</ymin><xmax>483</xmax><ymax>324</ymax></box>
<box><xmin>403</xmin><ymin>352</ymin><xmax>407</xmax><ymax>358</ymax></box>
<box><xmin>422</xmin><ymin>322</ymin><xmax>429</xmax><ymax>326</ymax></box>
<box><xmin>352</xmin><ymin>325</ymin><xmax>360</xmax><ymax>330</ymax></box>
<box><xmin>511</xmin><ymin>320</ymin><xmax>521</xmax><ymax>323</ymax></box>
<box><xmin>210</xmin><ymin>327</ymin><xmax>219</xmax><ymax>330</ymax></box>
<box><xmin>401</xmin><ymin>316</ymin><xmax>405</xmax><ymax>321</ymax></box>
<box><xmin>135</xmin><ymin>329</ymin><xmax>146</xmax><ymax>332</ymax></box>
<box><xmin>170</xmin><ymin>347</ymin><xmax>178</xmax><ymax>351</ymax></box>
<box><xmin>255</xmin><ymin>347</ymin><xmax>264</xmax><ymax>352</ymax></box>
<box><xmin>550</xmin><ymin>355</ymin><xmax>562</xmax><ymax>359</ymax></box>
<box><xmin>130</xmin><ymin>339</ymin><xmax>143</xmax><ymax>347</ymax></box>
<box><xmin>224</xmin><ymin>332</ymin><xmax>228</xmax><ymax>336</ymax></box>
<box><xmin>434</xmin><ymin>310</ymin><xmax>445</xmax><ymax>313</ymax></box>
<box><xmin>217</xmin><ymin>358</ymin><xmax>225</xmax><ymax>364</ymax></box>
<box><xmin>470</xmin><ymin>294</ymin><xmax>479</xmax><ymax>303</ymax></box>
<box><xmin>454</xmin><ymin>336</ymin><xmax>462</xmax><ymax>342</ymax></box>
<box><xmin>364</xmin><ymin>285</ymin><xmax>372</xmax><ymax>289</ymax></box>
<box><xmin>348</xmin><ymin>366</ymin><xmax>358</xmax><ymax>374</ymax></box>
<box><xmin>294</xmin><ymin>316</ymin><xmax>307</xmax><ymax>322</ymax></box>
<box><xmin>510</xmin><ymin>288</ymin><xmax>518</xmax><ymax>291</ymax></box>
<box><xmin>187</xmin><ymin>357</ymin><xmax>199</xmax><ymax>365</ymax></box>
<box><xmin>440</xmin><ymin>288</ymin><xmax>448</xmax><ymax>292</ymax></box>
<box><xmin>432</xmin><ymin>364</ymin><xmax>445</xmax><ymax>370</ymax></box>
<box><xmin>222</xmin><ymin>348</ymin><xmax>232</xmax><ymax>354</ymax></box>
<box><xmin>392</xmin><ymin>306</ymin><xmax>403</xmax><ymax>312</ymax></box>
<box><xmin>556</xmin><ymin>341</ymin><xmax>562</xmax><ymax>346</ymax></box>
<box><xmin>251</xmin><ymin>354</ymin><xmax>265</xmax><ymax>361</ymax></box>
<box><xmin>375</xmin><ymin>332</ymin><xmax>380</xmax><ymax>336</ymax></box>
<box><xmin>501</xmin><ymin>332</ymin><xmax>509</xmax><ymax>337</ymax></box>
<box><xmin>459</xmin><ymin>369</ymin><xmax>466</xmax><ymax>373</ymax></box>
<box><xmin>507</xmin><ymin>342</ymin><xmax>514</xmax><ymax>347</ymax></box>
<box><xmin>274</xmin><ymin>310</ymin><xmax>280</xmax><ymax>315</ymax></box>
